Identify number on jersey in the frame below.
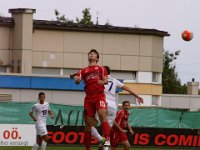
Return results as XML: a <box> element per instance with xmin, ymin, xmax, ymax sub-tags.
<box><xmin>42</xmin><ymin>110</ymin><xmax>47</xmax><ymax>115</ymax></box>
<box><xmin>99</xmin><ymin>101</ymin><xmax>106</xmax><ymax>108</ymax></box>
<box><xmin>108</xmin><ymin>81</ymin><xmax>114</xmax><ymax>91</ymax></box>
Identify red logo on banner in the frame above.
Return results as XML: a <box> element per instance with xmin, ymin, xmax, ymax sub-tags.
<box><xmin>48</xmin><ymin>131</ymin><xmax>98</xmax><ymax>144</ymax></box>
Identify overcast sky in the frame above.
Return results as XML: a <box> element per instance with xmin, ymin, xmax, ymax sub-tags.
<box><xmin>1</xmin><ymin>0</ymin><xmax>200</xmax><ymax>85</ymax></box>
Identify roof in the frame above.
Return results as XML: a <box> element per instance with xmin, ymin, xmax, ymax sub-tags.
<box><xmin>0</xmin><ymin>17</ymin><xmax>170</xmax><ymax>37</ymax></box>
<box><xmin>34</xmin><ymin>20</ymin><xmax>170</xmax><ymax>37</ymax></box>
<box><xmin>0</xmin><ymin>17</ymin><xmax>14</xmax><ymax>27</ymax></box>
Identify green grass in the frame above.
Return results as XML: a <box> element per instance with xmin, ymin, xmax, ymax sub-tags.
<box><xmin>0</xmin><ymin>147</ymin><xmax>193</xmax><ymax>150</ymax></box>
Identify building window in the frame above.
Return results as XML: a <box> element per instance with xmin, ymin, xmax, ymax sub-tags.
<box><xmin>111</xmin><ymin>71</ymin><xmax>136</xmax><ymax>81</ymax></box>
<box><xmin>11</xmin><ymin>60</ymin><xmax>14</xmax><ymax>73</ymax></box>
<box><xmin>17</xmin><ymin>60</ymin><xmax>21</xmax><ymax>73</ymax></box>
<box><xmin>152</xmin><ymin>72</ymin><xmax>160</xmax><ymax>83</ymax></box>
<box><xmin>0</xmin><ymin>66</ymin><xmax>7</xmax><ymax>73</ymax></box>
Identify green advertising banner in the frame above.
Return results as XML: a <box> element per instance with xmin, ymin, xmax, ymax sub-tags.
<box><xmin>0</xmin><ymin>102</ymin><xmax>200</xmax><ymax>129</ymax></box>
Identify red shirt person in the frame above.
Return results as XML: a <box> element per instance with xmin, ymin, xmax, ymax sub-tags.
<box><xmin>70</xmin><ymin>49</ymin><xmax>110</xmax><ymax>150</ymax></box>
<box><xmin>78</xmin><ymin>65</ymin><xmax>108</xmax><ymax>117</ymax></box>
<box><xmin>110</xmin><ymin>101</ymin><xmax>134</xmax><ymax>150</ymax></box>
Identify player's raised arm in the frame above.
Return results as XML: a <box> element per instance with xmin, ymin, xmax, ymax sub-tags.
<box><xmin>121</xmin><ymin>85</ymin><xmax>144</xmax><ymax>105</ymax></box>
<box><xmin>69</xmin><ymin>72</ymin><xmax>78</xmax><ymax>79</ymax></box>
<box><xmin>70</xmin><ymin>71</ymin><xmax>82</xmax><ymax>84</ymax></box>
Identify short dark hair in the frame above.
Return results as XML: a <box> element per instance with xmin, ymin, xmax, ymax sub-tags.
<box><xmin>88</xmin><ymin>49</ymin><xmax>99</xmax><ymax>62</ymax></box>
<box><xmin>38</xmin><ymin>92</ymin><xmax>45</xmax><ymax>97</ymax></box>
<box><xmin>104</xmin><ymin>66</ymin><xmax>110</xmax><ymax>75</ymax></box>
<box><xmin>122</xmin><ymin>101</ymin><xmax>130</xmax><ymax>106</ymax></box>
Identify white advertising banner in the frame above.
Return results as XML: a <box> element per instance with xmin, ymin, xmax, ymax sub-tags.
<box><xmin>0</xmin><ymin>124</ymin><xmax>36</xmax><ymax>146</ymax></box>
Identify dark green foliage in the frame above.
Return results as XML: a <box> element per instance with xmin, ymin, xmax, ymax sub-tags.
<box><xmin>162</xmin><ymin>50</ymin><xmax>187</xmax><ymax>94</ymax></box>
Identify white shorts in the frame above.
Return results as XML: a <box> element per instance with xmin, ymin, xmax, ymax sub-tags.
<box><xmin>106</xmin><ymin>100</ymin><xmax>117</xmax><ymax>127</ymax></box>
<box><xmin>35</xmin><ymin>125</ymin><xmax>48</xmax><ymax>136</ymax></box>
<box><xmin>95</xmin><ymin>99</ymin><xmax>117</xmax><ymax>127</ymax></box>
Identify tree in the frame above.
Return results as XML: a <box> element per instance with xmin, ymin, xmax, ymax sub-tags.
<box><xmin>54</xmin><ymin>8</ymin><xmax>94</xmax><ymax>25</ymax></box>
<box><xmin>54</xmin><ymin>9</ymin><xmax>73</xmax><ymax>23</ymax></box>
<box><xmin>76</xmin><ymin>8</ymin><xmax>93</xmax><ymax>25</ymax></box>
<box><xmin>162</xmin><ymin>50</ymin><xmax>187</xmax><ymax>94</ymax></box>
<box><xmin>54</xmin><ymin>8</ymin><xmax>112</xmax><ymax>25</ymax></box>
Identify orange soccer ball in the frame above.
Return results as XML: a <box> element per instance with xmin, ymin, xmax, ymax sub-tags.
<box><xmin>182</xmin><ymin>30</ymin><xmax>193</xmax><ymax>41</ymax></box>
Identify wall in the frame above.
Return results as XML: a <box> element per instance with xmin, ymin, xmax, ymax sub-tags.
<box><xmin>0</xmin><ymin>88</ymin><xmax>85</xmax><ymax>105</ymax></box>
<box><xmin>0</xmin><ymin>8</ymin><xmax>168</xmax><ymax>106</ymax></box>
<box><xmin>0</xmin><ymin>74</ymin><xmax>158</xmax><ymax>106</ymax></box>
<box><xmin>161</xmin><ymin>94</ymin><xmax>200</xmax><ymax>111</ymax></box>
<box><xmin>0</xmin><ymin>26</ymin><xmax>11</xmax><ymax>68</ymax></box>
<box><xmin>32</xmin><ymin>30</ymin><xmax>163</xmax><ymax>73</ymax></box>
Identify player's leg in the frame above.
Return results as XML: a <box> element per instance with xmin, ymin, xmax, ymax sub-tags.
<box><xmin>91</xmin><ymin>126</ymin><xmax>105</xmax><ymax>150</ymax></box>
<box><xmin>121</xmin><ymin>133</ymin><xmax>130</xmax><ymax>150</ymax></box>
<box><xmin>121</xmin><ymin>140</ymin><xmax>130</xmax><ymax>150</ymax></box>
<box><xmin>110</xmin><ymin>129</ymin><xmax>120</xmax><ymax>150</ymax></box>
<box><xmin>84</xmin><ymin>116</ymin><xmax>93</xmax><ymax>150</ymax></box>
<box><xmin>90</xmin><ymin>112</ymin><xmax>106</xmax><ymax>150</ymax></box>
<box><xmin>32</xmin><ymin>135</ymin><xmax>40</xmax><ymax>150</ymax></box>
<box><xmin>96</xmin><ymin>99</ymin><xmax>110</xmax><ymax>149</ymax></box>
<box><xmin>91</xmin><ymin>126</ymin><xmax>102</xmax><ymax>142</ymax></box>
<box><xmin>91</xmin><ymin>112</ymin><xmax>104</xmax><ymax>142</ymax></box>
<box><xmin>32</xmin><ymin>126</ymin><xmax>42</xmax><ymax>150</ymax></box>
<box><xmin>107</xmin><ymin>100</ymin><xmax>117</xmax><ymax>128</ymax></box>
<box><xmin>84</xmin><ymin>99</ymin><xmax>97</xmax><ymax>150</ymax></box>
<box><xmin>41</xmin><ymin>134</ymin><xmax>48</xmax><ymax>150</ymax></box>
<box><xmin>40</xmin><ymin>126</ymin><xmax>48</xmax><ymax>150</ymax></box>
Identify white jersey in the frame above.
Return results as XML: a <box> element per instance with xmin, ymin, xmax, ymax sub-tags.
<box><xmin>31</xmin><ymin>102</ymin><xmax>51</xmax><ymax>126</ymax></box>
<box><xmin>104</xmin><ymin>75</ymin><xmax>124</xmax><ymax>104</ymax></box>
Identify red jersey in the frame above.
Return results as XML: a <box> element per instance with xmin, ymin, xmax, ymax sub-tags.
<box><xmin>114</xmin><ymin>110</ymin><xmax>129</xmax><ymax>131</ymax></box>
<box><xmin>77</xmin><ymin>65</ymin><xmax>107</xmax><ymax>97</ymax></box>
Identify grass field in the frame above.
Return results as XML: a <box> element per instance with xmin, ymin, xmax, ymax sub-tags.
<box><xmin>0</xmin><ymin>147</ymin><xmax>194</xmax><ymax>150</ymax></box>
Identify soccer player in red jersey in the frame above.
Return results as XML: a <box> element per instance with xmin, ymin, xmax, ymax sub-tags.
<box><xmin>110</xmin><ymin>101</ymin><xmax>133</xmax><ymax>150</ymax></box>
<box><xmin>70</xmin><ymin>49</ymin><xmax>110</xmax><ymax>150</ymax></box>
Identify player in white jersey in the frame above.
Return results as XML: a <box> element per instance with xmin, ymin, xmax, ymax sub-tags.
<box><xmin>91</xmin><ymin>66</ymin><xmax>144</xmax><ymax>150</ymax></box>
<box><xmin>29</xmin><ymin>92</ymin><xmax>54</xmax><ymax>150</ymax></box>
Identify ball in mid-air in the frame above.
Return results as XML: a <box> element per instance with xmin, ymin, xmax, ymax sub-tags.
<box><xmin>182</xmin><ymin>30</ymin><xmax>193</xmax><ymax>41</ymax></box>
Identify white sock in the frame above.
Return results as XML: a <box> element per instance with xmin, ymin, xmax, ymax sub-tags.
<box><xmin>32</xmin><ymin>143</ymin><xmax>39</xmax><ymax>150</ymax></box>
<box><xmin>41</xmin><ymin>141</ymin><xmax>47</xmax><ymax>150</ymax></box>
<box><xmin>91</xmin><ymin>126</ymin><xmax>102</xmax><ymax>142</ymax></box>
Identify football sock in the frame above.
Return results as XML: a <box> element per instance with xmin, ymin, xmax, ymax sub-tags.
<box><xmin>32</xmin><ymin>143</ymin><xmax>39</xmax><ymax>150</ymax></box>
<box><xmin>102</xmin><ymin>122</ymin><xmax>110</xmax><ymax>140</ymax></box>
<box><xmin>91</xmin><ymin>126</ymin><xmax>102</xmax><ymax>142</ymax></box>
<box><xmin>84</xmin><ymin>131</ymin><xmax>91</xmax><ymax>150</ymax></box>
<box><xmin>41</xmin><ymin>141</ymin><xmax>47</xmax><ymax>150</ymax></box>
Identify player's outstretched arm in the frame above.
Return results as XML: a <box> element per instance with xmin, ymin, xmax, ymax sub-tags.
<box><xmin>69</xmin><ymin>72</ymin><xmax>78</xmax><ymax>79</ymax></box>
<box><xmin>121</xmin><ymin>85</ymin><xmax>144</xmax><ymax>105</ymax></box>
<box><xmin>70</xmin><ymin>72</ymin><xmax>81</xmax><ymax>84</ymax></box>
<box><xmin>29</xmin><ymin>112</ymin><xmax>37</xmax><ymax>122</ymax></box>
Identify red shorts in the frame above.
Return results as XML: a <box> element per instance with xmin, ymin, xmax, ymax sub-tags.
<box><xmin>110</xmin><ymin>129</ymin><xmax>128</xmax><ymax>147</ymax></box>
<box><xmin>84</xmin><ymin>95</ymin><xmax>107</xmax><ymax>117</ymax></box>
